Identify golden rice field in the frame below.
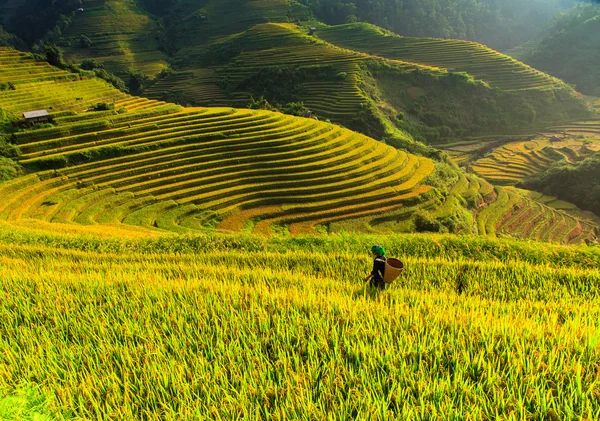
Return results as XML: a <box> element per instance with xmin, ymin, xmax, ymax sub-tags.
<box><xmin>3</xmin><ymin>103</ymin><xmax>434</xmax><ymax>236</ymax></box>
<box><xmin>0</xmin><ymin>226</ymin><xmax>599</xmax><ymax>420</ymax></box>
<box><xmin>0</xmin><ymin>49</ymin><xmax>435</xmax><ymax>237</ymax></box>
<box><xmin>1</xmin><ymin>44</ymin><xmax>600</xmax><ymax>420</ymax></box>
<box><xmin>315</xmin><ymin>23</ymin><xmax>565</xmax><ymax>91</ymax></box>
<box><xmin>0</xmin><ymin>48</ymin><xmax>170</xmax><ymax>119</ymax></box>
<box><xmin>472</xmin><ymin>136</ymin><xmax>600</xmax><ymax>184</ymax></box>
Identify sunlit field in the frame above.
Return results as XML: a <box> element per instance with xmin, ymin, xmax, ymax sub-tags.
<box><xmin>0</xmin><ymin>225</ymin><xmax>599</xmax><ymax>420</ymax></box>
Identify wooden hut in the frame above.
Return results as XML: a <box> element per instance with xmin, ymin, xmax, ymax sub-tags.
<box><xmin>22</xmin><ymin>110</ymin><xmax>52</xmax><ymax>126</ymax></box>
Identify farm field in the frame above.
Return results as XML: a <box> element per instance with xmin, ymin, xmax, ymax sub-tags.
<box><xmin>60</xmin><ymin>0</ymin><xmax>169</xmax><ymax>78</ymax></box>
<box><xmin>0</xmin><ymin>227</ymin><xmax>599</xmax><ymax>419</ymax></box>
<box><xmin>144</xmin><ymin>17</ymin><xmax>587</xmax><ymax>142</ymax></box>
<box><xmin>1</xmin><ymin>47</ymin><xmax>597</xmax><ymax>243</ymax></box>
<box><xmin>1</xmin><ymin>4</ymin><xmax>600</xmax><ymax>420</ymax></box>
<box><xmin>0</xmin><ymin>48</ymin><xmax>170</xmax><ymax>118</ymax></box>
<box><xmin>315</xmin><ymin>23</ymin><xmax>565</xmax><ymax>91</ymax></box>
<box><xmin>471</xmin><ymin>135</ymin><xmax>600</xmax><ymax>185</ymax></box>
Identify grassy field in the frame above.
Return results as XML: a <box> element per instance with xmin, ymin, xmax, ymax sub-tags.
<box><xmin>0</xmin><ymin>226</ymin><xmax>599</xmax><ymax>419</ymax></box>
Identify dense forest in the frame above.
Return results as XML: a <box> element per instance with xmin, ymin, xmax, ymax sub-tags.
<box><xmin>5</xmin><ymin>0</ymin><xmax>82</xmax><ymax>46</ymax></box>
<box><xmin>0</xmin><ymin>26</ymin><xmax>25</xmax><ymax>50</ymax></box>
<box><xmin>513</xmin><ymin>4</ymin><xmax>600</xmax><ymax>95</ymax></box>
<box><xmin>297</xmin><ymin>0</ymin><xmax>578</xmax><ymax>51</ymax></box>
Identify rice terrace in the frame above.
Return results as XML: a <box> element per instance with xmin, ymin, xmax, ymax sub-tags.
<box><xmin>0</xmin><ymin>0</ymin><xmax>599</xmax><ymax>420</ymax></box>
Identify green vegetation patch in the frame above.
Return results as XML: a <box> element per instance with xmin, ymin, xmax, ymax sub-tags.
<box><xmin>0</xmin><ymin>384</ymin><xmax>71</xmax><ymax>421</ymax></box>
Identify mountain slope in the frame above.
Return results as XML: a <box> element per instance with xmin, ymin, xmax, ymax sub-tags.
<box><xmin>0</xmin><ymin>47</ymin><xmax>435</xmax><ymax>236</ymax></box>
<box><xmin>508</xmin><ymin>5</ymin><xmax>600</xmax><ymax>96</ymax></box>
<box><xmin>0</xmin><ymin>0</ymin><xmax>590</xmax><ymax>148</ymax></box>
<box><xmin>146</xmin><ymin>20</ymin><xmax>588</xmax><ymax>150</ymax></box>
<box><xmin>315</xmin><ymin>23</ymin><xmax>564</xmax><ymax>91</ymax></box>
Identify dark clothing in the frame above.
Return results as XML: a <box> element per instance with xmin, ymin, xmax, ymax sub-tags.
<box><xmin>370</xmin><ymin>255</ymin><xmax>387</xmax><ymax>290</ymax></box>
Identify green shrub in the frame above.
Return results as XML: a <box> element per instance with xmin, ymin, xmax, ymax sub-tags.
<box><xmin>247</xmin><ymin>96</ymin><xmax>278</xmax><ymax>111</ymax></box>
<box><xmin>127</xmin><ymin>71</ymin><xmax>151</xmax><ymax>95</ymax></box>
<box><xmin>0</xmin><ymin>138</ymin><xmax>19</xmax><ymax>159</ymax></box>
<box><xmin>281</xmin><ymin>101</ymin><xmax>311</xmax><ymax>117</ymax></box>
<box><xmin>43</xmin><ymin>44</ymin><xmax>66</xmax><ymax>68</ymax></box>
<box><xmin>0</xmin><ymin>82</ymin><xmax>15</xmax><ymax>91</ymax></box>
<box><xmin>414</xmin><ymin>211</ymin><xmax>445</xmax><ymax>233</ymax></box>
<box><xmin>88</xmin><ymin>102</ymin><xmax>115</xmax><ymax>112</ymax></box>
<box><xmin>0</xmin><ymin>157</ymin><xmax>22</xmax><ymax>181</ymax></box>
<box><xmin>80</xmin><ymin>59</ymin><xmax>104</xmax><ymax>70</ymax></box>
<box><xmin>91</xmin><ymin>68</ymin><xmax>127</xmax><ymax>92</ymax></box>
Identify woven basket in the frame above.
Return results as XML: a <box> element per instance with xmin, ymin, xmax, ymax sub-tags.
<box><xmin>383</xmin><ymin>258</ymin><xmax>404</xmax><ymax>284</ymax></box>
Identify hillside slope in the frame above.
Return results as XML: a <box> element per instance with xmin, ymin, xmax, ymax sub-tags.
<box><xmin>508</xmin><ymin>5</ymin><xmax>600</xmax><ymax>96</ymax></box>
<box><xmin>58</xmin><ymin>0</ymin><xmax>169</xmax><ymax>78</ymax></box>
<box><xmin>146</xmin><ymin>21</ymin><xmax>588</xmax><ymax>150</ymax></box>
<box><xmin>315</xmin><ymin>23</ymin><xmax>564</xmax><ymax>92</ymax></box>
<box><xmin>0</xmin><ymin>0</ymin><xmax>590</xmax><ymax>149</ymax></box>
<box><xmin>0</xmin><ymin>47</ymin><xmax>436</xmax><ymax>236</ymax></box>
<box><xmin>0</xmin><ymin>48</ymin><xmax>597</xmax><ymax>243</ymax></box>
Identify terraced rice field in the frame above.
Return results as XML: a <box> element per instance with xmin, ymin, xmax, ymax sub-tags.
<box><xmin>148</xmin><ymin>23</ymin><xmax>373</xmax><ymax>122</ymax></box>
<box><xmin>330</xmin><ymin>169</ymin><xmax>597</xmax><ymax>244</ymax></box>
<box><xmin>517</xmin><ymin>188</ymin><xmax>578</xmax><ymax>211</ymax></box>
<box><xmin>61</xmin><ymin>0</ymin><xmax>168</xmax><ymax>77</ymax></box>
<box><xmin>0</xmin><ymin>50</ymin><xmax>436</xmax><ymax>235</ymax></box>
<box><xmin>472</xmin><ymin>136</ymin><xmax>600</xmax><ymax>184</ymax></box>
<box><xmin>1</xmin><ymin>49</ymin><xmax>596</xmax><ymax>243</ymax></box>
<box><xmin>494</xmin><ymin>186</ymin><xmax>597</xmax><ymax>244</ymax></box>
<box><xmin>147</xmin><ymin>23</ymin><xmax>431</xmax><ymax>123</ymax></box>
<box><xmin>0</xmin><ymin>48</ymin><xmax>169</xmax><ymax>117</ymax></box>
<box><xmin>316</xmin><ymin>23</ymin><xmax>565</xmax><ymax>91</ymax></box>
<box><xmin>0</xmin><ymin>47</ymin><xmax>434</xmax><ymax>236</ymax></box>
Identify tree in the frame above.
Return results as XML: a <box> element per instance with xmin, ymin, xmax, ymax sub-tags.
<box><xmin>44</xmin><ymin>44</ymin><xmax>66</xmax><ymax>68</ymax></box>
<box><xmin>127</xmin><ymin>71</ymin><xmax>151</xmax><ymax>95</ymax></box>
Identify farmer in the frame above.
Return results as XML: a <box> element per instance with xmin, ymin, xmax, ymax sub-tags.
<box><xmin>364</xmin><ymin>244</ymin><xmax>387</xmax><ymax>290</ymax></box>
